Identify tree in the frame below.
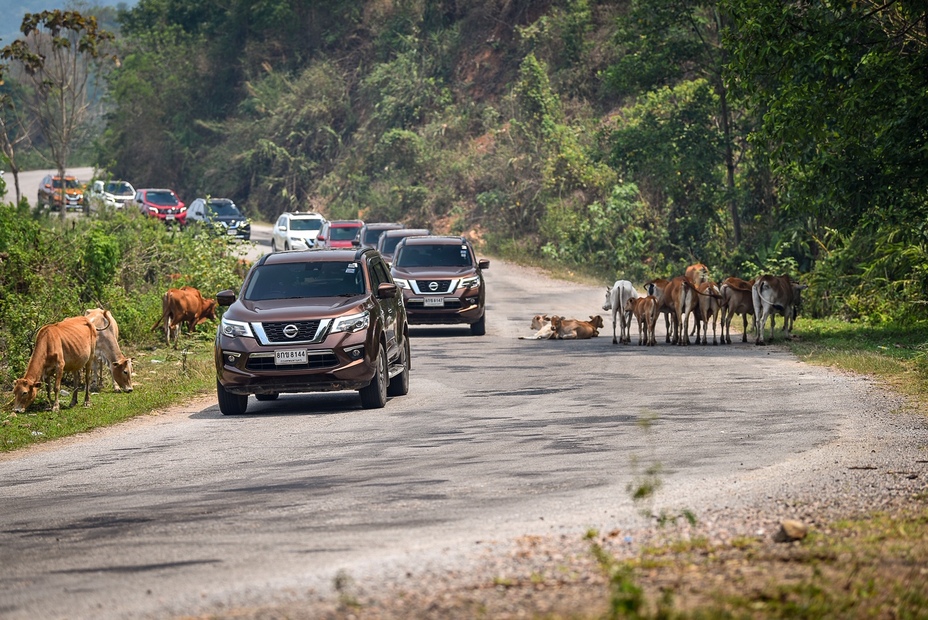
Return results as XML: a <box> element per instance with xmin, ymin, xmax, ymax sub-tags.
<box><xmin>0</xmin><ymin>66</ymin><xmax>35</xmax><ymax>205</ymax></box>
<box><xmin>1</xmin><ymin>10</ymin><xmax>115</xmax><ymax>216</ymax></box>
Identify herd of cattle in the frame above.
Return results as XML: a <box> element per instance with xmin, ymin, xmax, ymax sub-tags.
<box><xmin>523</xmin><ymin>263</ymin><xmax>806</xmax><ymax>348</ymax></box>
<box><xmin>10</xmin><ymin>262</ymin><xmax>805</xmax><ymax>413</ymax></box>
<box><xmin>11</xmin><ymin>286</ymin><xmax>217</xmax><ymax>413</ymax></box>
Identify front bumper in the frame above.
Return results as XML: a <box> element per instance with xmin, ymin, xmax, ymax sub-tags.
<box><xmin>403</xmin><ymin>293</ymin><xmax>484</xmax><ymax>325</ymax></box>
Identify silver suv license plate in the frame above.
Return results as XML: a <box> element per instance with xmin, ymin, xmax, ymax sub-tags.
<box><xmin>275</xmin><ymin>349</ymin><xmax>307</xmax><ymax>365</ymax></box>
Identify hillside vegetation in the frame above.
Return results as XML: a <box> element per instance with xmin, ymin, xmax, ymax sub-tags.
<box><xmin>2</xmin><ymin>0</ymin><xmax>927</xmax><ymax>325</ymax></box>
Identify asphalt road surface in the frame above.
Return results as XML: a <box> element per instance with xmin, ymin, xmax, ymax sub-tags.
<box><xmin>1</xmin><ymin>259</ymin><xmax>924</xmax><ymax>619</ymax></box>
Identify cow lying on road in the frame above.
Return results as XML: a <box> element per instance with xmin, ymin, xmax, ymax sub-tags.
<box><xmin>519</xmin><ymin>314</ymin><xmax>557</xmax><ymax>340</ymax></box>
<box><xmin>551</xmin><ymin>315</ymin><xmax>604</xmax><ymax>340</ymax></box>
<box><xmin>13</xmin><ymin>316</ymin><xmax>99</xmax><ymax>412</ymax></box>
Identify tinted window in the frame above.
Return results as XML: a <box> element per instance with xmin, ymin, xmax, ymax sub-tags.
<box><xmin>289</xmin><ymin>218</ymin><xmax>323</xmax><ymax>231</ymax></box>
<box><xmin>330</xmin><ymin>226</ymin><xmax>360</xmax><ymax>241</ymax></box>
<box><xmin>146</xmin><ymin>191</ymin><xmax>179</xmax><ymax>206</ymax></box>
<box><xmin>208</xmin><ymin>201</ymin><xmax>241</xmax><ymax>217</ymax></box>
<box><xmin>106</xmin><ymin>182</ymin><xmax>132</xmax><ymax>194</ymax></box>
<box><xmin>394</xmin><ymin>243</ymin><xmax>473</xmax><ymax>268</ymax></box>
<box><xmin>244</xmin><ymin>261</ymin><xmax>365</xmax><ymax>300</ymax></box>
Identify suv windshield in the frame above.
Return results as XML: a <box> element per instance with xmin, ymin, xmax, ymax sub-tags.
<box><xmin>330</xmin><ymin>226</ymin><xmax>360</xmax><ymax>241</ymax></box>
<box><xmin>105</xmin><ymin>182</ymin><xmax>132</xmax><ymax>194</ymax></box>
<box><xmin>244</xmin><ymin>261</ymin><xmax>366</xmax><ymax>301</ymax></box>
<box><xmin>208</xmin><ymin>201</ymin><xmax>241</xmax><ymax>217</ymax></box>
<box><xmin>53</xmin><ymin>177</ymin><xmax>80</xmax><ymax>189</ymax></box>
<box><xmin>147</xmin><ymin>191</ymin><xmax>179</xmax><ymax>206</ymax></box>
<box><xmin>290</xmin><ymin>218</ymin><xmax>323</xmax><ymax>231</ymax></box>
<box><xmin>394</xmin><ymin>243</ymin><xmax>473</xmax><ymax>268</ymax></box>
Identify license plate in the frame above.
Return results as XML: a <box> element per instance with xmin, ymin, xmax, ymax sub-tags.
<box><xmin>424</xmin><ymin>297</ymin><xmax>445</xmax><ymax>307</ymax></box>
<box><xmin>275</xmin><ymin>349</ymin><xmax>307</xmax><ymax>365</ymax></box>
<box><xmin>165</xmin><ymin>214</ymin><xmax>175</xmax><ymax>221</ymax></box>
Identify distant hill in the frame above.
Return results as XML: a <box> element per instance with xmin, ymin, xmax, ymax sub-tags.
<box><xmin>0</xmin><ymin>1</ymin><xmax>135</xmax><ymax>47</ymax></box>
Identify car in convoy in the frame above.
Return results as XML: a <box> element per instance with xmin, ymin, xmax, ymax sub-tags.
<box><xmin>271</xmin><ymin>211</ymin><xmax>327</xmax><ymax>251</ymax></box>
<box><xmin>37</xmin><ymin>174</ymin><xmax>84</xmax><ymax>211</ymax></box>
<box><xmin>135</xmin><ymin>188</ymin><xmax>187</xmax><ymax>225</ymax></box>
<box><xmin>89</xmin><ymin>179</ymin><xmax>136</xmax><ymax>209</ymax></box>
<box><xmin>376</xmin><ymin>228</ymin><xmax>431</xmax><ymax>266</ymax></box>
<box><xmin>390</xmin><ymin>235</ymin><xmax>489</xmax><ymax>335</ymax></box>
<box><xmin>316</xmin><ymin>219</ymin><xmax>364</xmax><ymax>249</ymax></box>
<box><xmin>357</xmin><ymin>222</ymin><xmax>404</xmax><ymax>250</ymax></box>
<box><xmin>187</xmin><ymin>197</ymin><xmax>251</xmax><ymax>240</ymax></box>
<box><xmin>214</xmin><ymin>247</ymin><xmax>410</xmax><ymax>415</ymax></box>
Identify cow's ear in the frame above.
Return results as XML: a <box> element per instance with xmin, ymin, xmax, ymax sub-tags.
<box><xmin>30</xmin><ymin>380</ymin><xmax>42</xmax><ymax>389</ymax></box>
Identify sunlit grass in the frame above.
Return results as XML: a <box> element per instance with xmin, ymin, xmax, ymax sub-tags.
<box><xmin>1</xmin><ymin>340</ymin><xmax>215</xmax><ymax>452</ymax></box>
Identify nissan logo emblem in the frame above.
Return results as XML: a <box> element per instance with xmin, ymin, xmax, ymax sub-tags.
<box><xmin>283</xmin><ymin>324</ymin><xmax>299</xmax><ymax>338</ymax></box>
<box><xmin>428</xmin><ymin>281</ymin><xmax>439</xmax><ymax>292</ymax></box>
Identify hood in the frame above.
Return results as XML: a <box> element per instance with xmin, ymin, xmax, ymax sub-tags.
<box><xmin>391</xmin><ymin>265</ymin><xmax>477</xmax><ymax>279</ymax></box>
<box><xmin>228</xmin><ymin>296</ymin><xmax>367</xmax><ymax>321</ymax></box>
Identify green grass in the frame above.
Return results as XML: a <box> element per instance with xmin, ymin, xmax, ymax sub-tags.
<box><xmin>1</xmin><ymin>340</ymin><xmax>215</xmax><ymax>453</ymax></box>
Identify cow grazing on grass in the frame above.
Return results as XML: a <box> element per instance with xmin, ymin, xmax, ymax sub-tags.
<box><xmin>752</xmin><ymin>275</ymin><xmax>807</xmax><ymax>345</ymax></box>
<box><xmin>552</xmin><ymin>315</ymin><xmax>604</xmax><ymax>340</ymax></box>
<box><xmin>719</xmin><ymin>277</ymin><xmax>755</xmax><ymax>344</ymax></box>
<box><xmin>151</xmin><ymin>286</ymin><xmax>217</xmax><ymax>347</ymax></box>
<box><xmin>603</xmin><ymin>280</ymin><xmax>640</xmax><ymax>344</ymax></box>
<box><xmin>519</xmin><ymin>314</ymin><xmax>558</xmax><ymax>340</ymax></box>
<box><xmin>625</xmin><ymin>295</ymin><xmax>658</xmax><ymax>346</ymax></box>
<box><xmin>13</xmin><ymin>316</ymin><xmax>98</xmax><ymax>413</ymax></box>
<box><xmin>84</xmin><ymin>308</ymin><xmax>133</xmax><ymax>392</ymax></box>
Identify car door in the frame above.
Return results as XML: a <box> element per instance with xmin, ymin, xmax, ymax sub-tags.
<box><xmin>368</xmin><ymin>255</ymin><xmax>400</xmax><ymax>360</ymax></box>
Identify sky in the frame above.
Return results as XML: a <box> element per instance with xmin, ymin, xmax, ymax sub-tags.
<box><xmin>0</xmin><ymin>1</ymin><xmax>134</xmax><ymax>47</ymax></box>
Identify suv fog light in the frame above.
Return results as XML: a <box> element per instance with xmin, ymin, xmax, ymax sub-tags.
<box><xmin>345</xmin><ymin>345</ymin><xmax>365</xmax><ymax>359</ymax></box>
<box><xmin>223</xmin><ymin>351</ymin><xmax>241</xmax><ymax>365</ymax></box>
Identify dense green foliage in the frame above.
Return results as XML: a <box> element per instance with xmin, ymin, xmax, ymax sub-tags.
<box><xmin>2</xmin><ymin>0</ymin><xmax>926</xmax><ymax>324</ymax></box>
<box><xmin>0</xmin><ymin>204</ymin><xmax>247</xmax><ymax>390</ymax></box>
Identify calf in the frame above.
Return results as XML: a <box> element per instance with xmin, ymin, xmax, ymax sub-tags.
<box><xmin>13</xmin><ymin>316</ymin><xmax>98</xmax><ymax>412</ymax></box>
<box><xmin>625</xmin><ymin>295</ymin><xmax>658</xmax><ymax>346</ymax></box>
<box><xmin>752</xmin><ymin>274</ymin><xmax>807</xmax><ymax>345</ymax></box>
<box><xmin>693</xmin><ymin>281</ymin><xmax>723</xmax><ymax>345</ymax></box>
<box><xmin>719</xmin><ymin>277</ymin><xmax>755</xmax><ymax>343</ymax></box>
<box><xmin>519</xmin><ymin>314</ymin><xmax>557</xmax><ymax>340</ymax></box>
<box><xmin>602</xmin><ymin>280</ymin><xmax>639</xmax><ymax>344</ymax></box>
<box><xmin>552</xmin><ymin>315</ymin><xmax>604</xmax><ymax>340</ymax></box>
<box><xmin>84</xmin><ymin>308</ymin><xmax>133</xmax><ymax>392</ymax></box>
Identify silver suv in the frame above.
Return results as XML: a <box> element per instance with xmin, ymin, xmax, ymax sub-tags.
<box><xmin>271</xmin><ymin>211</ymin><xmax>327</xmax><ymax>251</ymax></box>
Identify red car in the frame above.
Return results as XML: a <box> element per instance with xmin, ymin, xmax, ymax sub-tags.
<box><xmin>134</xmin><ymin>188</ymin><xmax>187</xmax><ymax>225</ymax></box>
<box><xmin>316</xmin><ymin>219</ymin><xmax>363</xmax><ymax>248</ymax></box>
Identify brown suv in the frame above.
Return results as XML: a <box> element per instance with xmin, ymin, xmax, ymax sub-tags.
<box><xmin>214</xmin><ymin>248</ymin><xmax>410</xmax><ymax>415</ymax></box>
<box><xmin>390</xmin><ymin>235</ymin><xmax>489</xmax><ymax>335</ymax></box>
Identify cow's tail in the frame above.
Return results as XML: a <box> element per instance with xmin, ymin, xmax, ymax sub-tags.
<box><xmin>151</xmin><ymin>293</ymin><xmax>170</xmax><ymax>332</ymax></box>
<box><xmin>756</xmin><ymin>284</ymin><xmax>785</xmax><ymax>312</ymax></box>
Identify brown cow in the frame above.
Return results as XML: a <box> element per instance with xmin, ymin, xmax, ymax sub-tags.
<box><xmin>13</xmin><ymin>316</ymin><xmax>98</xmax><ymax>412</ymax></box>
<box><xmin>719</xmin><ymin>277</ymin><xmax>755</xmax><ymax>344</ymax></box>
<box><xmin>551</xmin><ymin>315</ymin><xmax>604</xmax><ymax>340</ymax></box>
<box><xmin>645</xmin><ymin>276</ymin><xmax>697</xmax><ymax>345</ymax></box>
<box><xmin>151</xmin><ymin>286</ymin><xmax>217</xmax><ymax>347</ymax></box>
<box><xmin>84</xmin><ymin>308</ymin><xmax>133</xmax><ymax>392</ymax></box>
<box><xmin>685</xmin><ymin>263</ymin><xmax>710</xmax><ymax>285</ymax></box>
<box><xmin>692</xmin><ymin>281</ymin><xmax>723</xmax><ymax>345</ymax></box>
<box><xmin>752</xmin><ymin>274</ymin><xmax>807</xmax><ymax>345</ymax></box>
<box><xmin>625</xmin><ymin>295</ymin><xmax>658</xmax><ymax>346</ymax></box>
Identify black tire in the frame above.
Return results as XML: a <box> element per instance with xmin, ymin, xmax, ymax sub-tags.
<box><xmin>387</xmin><ymin>336</ymin><xmax>410</xmax><ymax>397</ymax></box>
<box><xmin>270</xmin><ymin>239</ymin><xmax>277</xmax><ymax>252</ymax></box>
<box><xmin>255</xmin><ymin>393</ymin><xmax>279</xmax><ymax>401</ymax></box>
<box><xmin>359</xmin><ymin>343</ymin><xmax>388</xmax><ymax>409</ymax></box>
<box><xmin>217</xmin><ymin>379</ymin><xmax>248</xmax><ymax>415</ymax></box>
<box><xmin>470</xmin><ymin>313</ymin><xmax>486</xmax><ymax>336</ymax></box>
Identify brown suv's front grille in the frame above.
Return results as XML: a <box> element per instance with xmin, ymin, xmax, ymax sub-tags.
<box><xmin>245</xmin><ymin>352</ymin><xmax>338</xmax><ymax>371</ymax></box>
<box><xmin>414</xmin><ymin>280</ymin><xmax>454</xmax><ymax>293</ymax></box>
<box><xmin>261</xmin><ymin>320</ymin><xmax>322</xmax><ymax>342</ymax></box>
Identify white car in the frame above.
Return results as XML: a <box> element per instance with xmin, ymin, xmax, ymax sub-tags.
<box><xmin>90</xmin><ymin>179</ymin><xmax>136</xmax><ymax>209</ymax></box>
<box><xmin>271</xmin><ymin>211</ymin><xmax>327</xmax><ymax>252</ymax></box>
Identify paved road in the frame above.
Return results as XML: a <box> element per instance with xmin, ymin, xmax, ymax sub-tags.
<box><xmin>0</xmin><ymin>259</ymin><xmax>923</xmax><ymax>619</ymax></box>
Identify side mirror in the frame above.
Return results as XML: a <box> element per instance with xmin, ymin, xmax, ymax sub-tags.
<box><xmin>478</xmin><ymin>258</ymin><xmax>490</xmax><ymax>270</ymax></box>
<box><xmin>277</xmin><ymin>225</ymin><xmax>287</xmax><ymax>232</ymax></box>
<box><xmin>216</xmin><ymin>289</ymin><xmax>237</xmax><ymax>306</ymax></box>
<box><xmin>376</xmin><ymin>282</ymin><xmax>398</xmax><ymax>299</ymax></box>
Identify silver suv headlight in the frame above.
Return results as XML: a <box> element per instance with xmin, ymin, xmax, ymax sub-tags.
<box><xmin>331</xmin><ymin>310</ymin><xmax>370</xmax><ymax>334</ymax></box>
<box><xmin>221</xmin><ymin>317</ymin><xmax>254</xmax><ymax>338</ymax></box>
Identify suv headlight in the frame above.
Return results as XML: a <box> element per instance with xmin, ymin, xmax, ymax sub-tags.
<box><xmin>393</xmin><ymin>277</ymin><xmax>410</xmax><ymax>289</ymax></box>
<box><xmin>460</xmin><ymin>274</ymin><xmax>481</xmax><ymax>288</ymax></box>
<box><xmin>331</xmin><ymin>310</ymin><xmax>370</xmax><ymax>334</ymax></box>
<box><xmin>221</xmin><ymin>317</ymin><xmax>254</xmax><ymax>338</ymax></box>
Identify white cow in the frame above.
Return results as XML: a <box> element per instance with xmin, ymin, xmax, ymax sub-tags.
<box><xmin>519</xmin><ymin>314</ymin><xmax>558</xmax><ymax>340</ymax></box>
<box><xmin>84</xmin><ymin>308</ymin><xmax>133</xmax><ymax>392</ymax></box>
<box><xmin>752</xmin><ymin>275</ymin><xmax>807</xmax><ymax>345</ymax></box>
<box><xmin>603</xmin><ymin>280</ymin><xmax>640</xmax><ymax>344</ymax></box>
